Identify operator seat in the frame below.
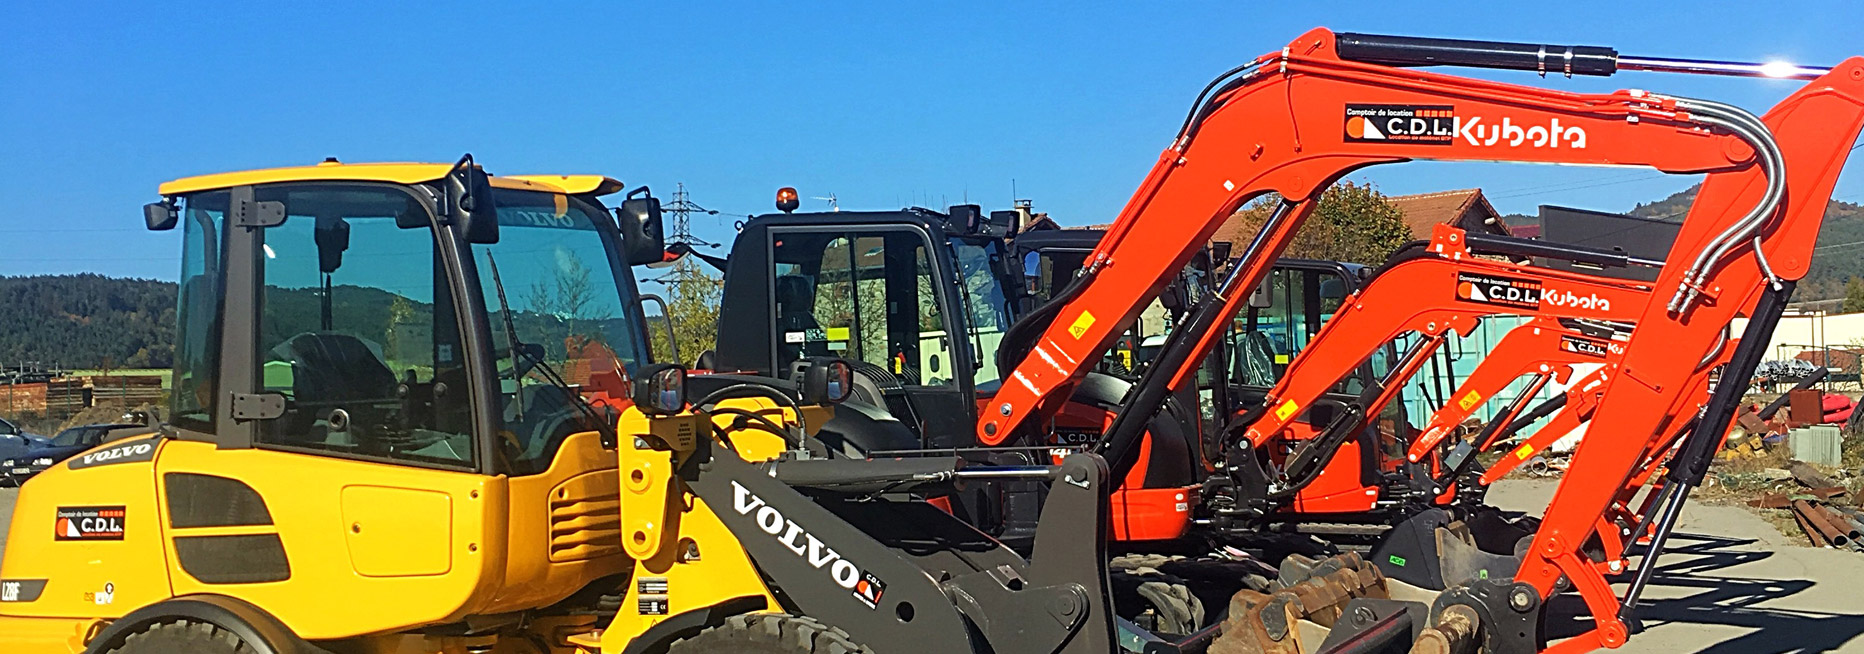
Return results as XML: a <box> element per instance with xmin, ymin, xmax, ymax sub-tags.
<box><xmin>268</xmin><ymin>333</ymin><xmax>398</xmax><ymax>442</ymax></box>
<box><xmin>775</xmin><ymin>275</ymin><xmax>826</xmax><ymax>361</ymax></box>
<box><xmin>271</xmin><ymin>332</ymin><xmax>398</xmax><ymax>402</ymax></box>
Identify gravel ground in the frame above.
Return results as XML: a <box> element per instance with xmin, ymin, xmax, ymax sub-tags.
<box><xmin>1489</xmin><ymin>479</ymin><xmax>1864</xmax><ymax>653</ymax></box>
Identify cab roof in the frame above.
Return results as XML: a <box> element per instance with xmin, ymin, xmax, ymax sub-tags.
<box><xmin>157</xmin><ymin>160</ymin><xmax>624</xmax><ymax>197</ymax></box>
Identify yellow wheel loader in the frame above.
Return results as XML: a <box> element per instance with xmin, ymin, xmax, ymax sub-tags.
<box><xmin>0</xmin><ymin>157</ymin><xmax>685</xmax><ymax>653</ymax></box>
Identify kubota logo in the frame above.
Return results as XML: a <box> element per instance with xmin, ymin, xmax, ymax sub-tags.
<box><xmin>1345</xmin><ymin>104</ymin><xmax>1587</xmax><ymax>149</ymax></box>
<box><xmin>1542</xmin><ymin>289</ymin><xmax>1611</xmax><ymax>313</ymax></box>
<box><xmin>1457</xmin><ymin>116</ymin><xmax>1586</xmax><ymax>149</ymax></box>
<box><xmin>730</xmin><ymin>481</ymin><xmax>886</xmax><ymax>608</ymax></box>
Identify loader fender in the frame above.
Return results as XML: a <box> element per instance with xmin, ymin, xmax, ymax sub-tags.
<box><xmin>621</xmin><ymin>595</ymin><xmax>767</xmax><ymax>654</ymax></box>
<box><xmin>84</xmin><ymin>594</ymin><xmax>317</xmax><ymax>654</ymax></box>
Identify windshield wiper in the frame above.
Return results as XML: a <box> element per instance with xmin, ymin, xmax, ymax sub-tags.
<box><xmin>485</xmin><ymin>252</ymin><xmax>528</xmax><ymax>421</ymax></box>
<box><xmin>483</xmin><ymin>251</ymin><xmax>615</xmax><ymax>442</ymax></box>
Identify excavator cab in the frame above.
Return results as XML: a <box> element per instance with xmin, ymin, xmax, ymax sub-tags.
<box><xmin>0</xmin><ymin>159</ymin><xmax>666</xmax><ymax>653</ymax></box>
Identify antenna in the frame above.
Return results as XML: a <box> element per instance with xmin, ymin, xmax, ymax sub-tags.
<box><xmin>811</xmin><ymin>193</ymin><xmax>840</xmax><ymax>212</ymax></box>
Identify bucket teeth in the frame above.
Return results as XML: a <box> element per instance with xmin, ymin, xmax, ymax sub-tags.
<box><xmin>1209</xmin><ymin>553</ymin><xmax>1391</xmax><ymax>654</ymax></box>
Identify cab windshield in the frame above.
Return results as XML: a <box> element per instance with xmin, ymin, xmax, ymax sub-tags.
<box><xmin>473</xmin><ymin>189</ymin><xmax>648</xmax><ymax>473</ymax></box>
<box><xmin>949</xmin><ymin>237</ymin><xmax>1014</xmax><ymax>386</ymax></box>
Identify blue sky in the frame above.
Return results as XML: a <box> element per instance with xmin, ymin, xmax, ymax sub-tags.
<box><xmin>4</xmin><ymin>1</ymin><xmax>1860</xmax><ymax>281</ymax></box>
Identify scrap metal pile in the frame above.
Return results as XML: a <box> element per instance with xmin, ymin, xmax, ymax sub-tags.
<box><xmin>1748</xmin><ymin>461</ymin><xmax>1864</xmax><ymax>550</ymax></box>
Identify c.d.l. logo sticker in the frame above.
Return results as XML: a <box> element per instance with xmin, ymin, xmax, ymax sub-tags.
<box><xmin>55</xmin><ymin>506</ymin><xmax>125</xmax><ymax>541</ymax></box>
<box><xmin>1455</xmin><ymin>272</ymin><xmax>1542</xmax><ymax>310</ymax></box>
<box><xmin>1345</xmin><ymin>105</ymin><xmax>1456</xmax><ymax>144</ymax></box>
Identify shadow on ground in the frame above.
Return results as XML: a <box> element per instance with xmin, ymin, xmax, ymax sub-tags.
<box><xmin>1545</xmin><ymin>532</ymin><xmax>1864</xmax><ymax>653</ymax></box>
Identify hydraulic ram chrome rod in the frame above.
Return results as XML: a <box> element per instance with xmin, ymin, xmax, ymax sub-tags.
<box><xmin>1336</xmin><ymin>32</ymin><xmax>1830</xmax><ymax>80</ymax></box>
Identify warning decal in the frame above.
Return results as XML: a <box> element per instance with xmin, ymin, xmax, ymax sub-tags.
<box><xmin>1513</xmin><ymin>443</ymin><xmax>1536</xmax><ymax>460</ymax></box>
<box><xmin>1274</xmin><ymin>400</ymin><xmax>1300</xmax><ymax>422</ymax></box>
<box><xmin>1068</xmin><ymin>310</ymin><xmax>1097</xmax><ymax>340</ymax></box>
<box><xmin>1458</xmin><ymin>390</ymin><xmax>1482</xmax><ymax>411</ymax></box>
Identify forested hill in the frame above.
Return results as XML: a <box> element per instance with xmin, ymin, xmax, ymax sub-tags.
<box><xmin>1623</xmin><ymin>186</ymin><xmax>1864</xmax><ymax>300</ymax></box>
<box><xmin>0</xmin><ymin>274</ymin><xmax>176</xmax><ymax>369</ymax></box>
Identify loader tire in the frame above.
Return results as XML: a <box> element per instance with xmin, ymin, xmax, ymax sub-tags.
<box><xmin>106</xmin><ymin>619</ymin><xmax>257</xmax><ymax>654</ymax></box>
<box><xmin>669</xmin><ymin>613</ymin><xmax>872</xmax><ymax>654</ymax></box>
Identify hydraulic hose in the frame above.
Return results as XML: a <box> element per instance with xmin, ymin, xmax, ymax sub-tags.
<box><xmin>1665</xmin><ymin>97</ymin><xmax>1788</xmax><ymax>312</ymax></box>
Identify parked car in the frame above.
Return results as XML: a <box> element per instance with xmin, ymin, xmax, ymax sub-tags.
<box><xmin>1</xmin><ymin>423</ymin><xmax>146</xmax><ymax>486</ymax></box>
<box><xmin>0</xmin><ymin>417</ymin><xmax>49</xmax><ymax>472</ymax></box>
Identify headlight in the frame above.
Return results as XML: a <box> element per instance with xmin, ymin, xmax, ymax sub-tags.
<box><xmin>1</xmin><ymin>459</ymin><xmax>13</xmax><ymax>467</ymax></box>
<box><xmin>31</xmin><ymin>458</ymin><xmax>53</xmax><ymax>466</ymax></box>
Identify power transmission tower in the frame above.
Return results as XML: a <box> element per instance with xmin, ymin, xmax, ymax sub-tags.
<box><xmin>663</xmin><ymin>183</ymin><xmax>720</xmax><ymax>248</ymax></box>
<box><xmin>647</xmin><ymin>184</ymin><xmax>726</xmax><ymax>363</ymax></box>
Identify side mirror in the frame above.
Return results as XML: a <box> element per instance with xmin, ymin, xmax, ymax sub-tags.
<box><xmin>145</xmin><ymin>200</ymin><xmax>178</xmax><ymax>231</ymax></box>
<box><xmin>985</xmin><ymin>210</ymin><xmax>1020</xmax><ymax>239</ymax></box>
<box><xmin>633</xmin><ymin>363</ymin><xmax>688</xmax><ymax>416</ymax></box>
<box><xmin>445</xmin><ymin>154</ymin><xmax>499</xmax><ymax>244</ymax></box>
<box><xmin>946</xmin><ymin>204</ymin><xmax>983</xmax><ymax>235</ymax></box>
<box><xmin>800</xmin><ymin>358</ymin><xmax>854</xmax><ymax>406</ymax></box>
<box><xmin>1248</xmin><ymin>278</ymin><xmax>1273</xmax><ymax>309</ymax></box>
<box><xmin>1211</xmin><ymin>241</ymin><xmax>1233</xmax><ymax>265</ymax></box>
<box><xmin>618</xmin><ymin>187</ymin><xmax>667</xmax><ymax>266</ymax></box>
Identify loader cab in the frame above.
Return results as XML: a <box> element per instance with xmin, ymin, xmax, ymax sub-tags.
<box><xmin>714</xmin><ymin>208</ymin><xmax>1018</xmax><ymax>449</ymax></box>
<box><xmin>161</xmin><ymin>165</ymin><xmax>655</xmax><ymax>474</ymax></box>
<box><xmin>0</xmin><ymin>160</ymin><xmax>666</xmax><ymax>644</ymax></box>
<box><xmin>1012</xmin><ymin>229</ymin><xmax>1169</xmax><ymax>379</ymax></box>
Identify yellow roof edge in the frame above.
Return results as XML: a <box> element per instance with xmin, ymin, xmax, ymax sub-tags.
<box><xmin>158</xmin><ymin>162</ymin><xmax>452</xmax><ymax>195</ymax></box>
<box><xmin>505</xmin><ymin>175</ymin><xmax>626</xmax><ymax>196</ymax></box>
<box><xmin>155</xmin><ymin>162</ymin><xmax>615</xmax><ymax>196</ymax></box>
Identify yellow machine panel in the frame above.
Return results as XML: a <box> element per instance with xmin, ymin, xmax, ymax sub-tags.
<box><xmin>0</xmin><ymin>433</ymin><xmax>171</xmax><ymax>645</ymax></box>
<box><xmin>154</xmin><ymin>440</ymin><xmax>509</xmax><ymax>640</ymax></box>
<box><xmin>599</xmin><ymin>407</ymin><xmax>780</xmax><ymax>653</ymax></box>
<box><xmin>483</xmin><ymin>432</ymin><xmax>629</xmax><ymax>614</ymax></box>
<box><xmin>342</xmin><ymin>486</ymin><xmax>453</xmax><ymax>577</ymax></box>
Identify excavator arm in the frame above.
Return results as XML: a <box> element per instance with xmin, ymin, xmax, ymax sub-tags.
<box><xmin>1242</xmin><ymin>225</ymin><xmax>1657</xmax><ymax>447</ymax></box>
<box><xmin>1515</xmin><ymin>63</ymin><xmax>1864</xmax><ymax>653</ymax></box>
<box><xmin>982</xmin><ymin>30</ymin><xmax>1773</xmax><ymax>498</ymax></box>
<box><xmin>1407</xmin><ymin>317</ymin><xmax>1627</xmax><ymax>461</ymax></box>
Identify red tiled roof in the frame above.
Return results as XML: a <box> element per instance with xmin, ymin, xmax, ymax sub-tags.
<box><xmin>1386</xmin><ymin>188</ymin><xmax>1507</xmax><ymax>238</ymax></box>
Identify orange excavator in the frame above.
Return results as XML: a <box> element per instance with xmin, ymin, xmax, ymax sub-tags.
<box><xmin>977</xmin><ymin>28</ymin><xmax>1864</xmax><ymax>652</ymax></box>
<box><xmin>1217</xmin><ymin>224</ymin><xmax>1665</xmax><ymax>523</ymax></box>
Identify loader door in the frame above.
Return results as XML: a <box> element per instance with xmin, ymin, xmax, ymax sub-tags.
<box><xmin>768</xmin><ymin>226</ymin><xmax>977</xmax><ymax>447</ymax></box>
<box><xmin>154</xmin><ymin>183</ymin><xmax>502</xmax><ymax>638</ymax></box>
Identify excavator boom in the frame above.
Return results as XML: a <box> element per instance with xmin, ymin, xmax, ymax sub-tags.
<box><xmin>986</xmin><ymin>30</ymin><xmax>1778</xmax><ymax>495</ymax></box>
